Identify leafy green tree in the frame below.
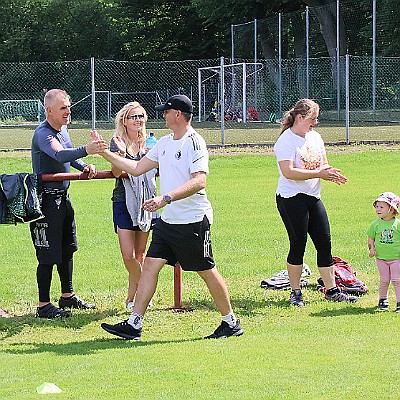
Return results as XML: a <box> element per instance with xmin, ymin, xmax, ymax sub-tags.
<box><xmin>0</xmin><ymin>0</ymin><xmax>122</xmax><ymax>61</ymax></box>
<box><xmin>111</xmin><ymin>0</ymin><xmax>222</xmax><ymax>60</ymax></box>
<box><xmin>0</xmin><ymin>0</ymin><xmax>398</xmax><ymax>62</ymax></box>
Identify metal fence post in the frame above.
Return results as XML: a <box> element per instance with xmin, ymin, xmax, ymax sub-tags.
<box><xmin>220</xmin><ymin>56</ymin><xmax>225</xmax><ymax>146</ymax></box>
<box><xmin>91</xmin><ymin>57</ymin><xmax>96</xmax><ymax>130</ymax></box>
<box><xmin>345</xmin><ymin>54</ymin><xmax>350</xmax><ymax>144</ymax></box>
<box><xmin>372</xmin><ymin>0</ymin><xmax>376</xmax><ymax>116</ymax></box>
<box><xmin>336</xmin><ymin>0</ymin><xmax>340</xmax><ymax>118</ymax></box>
<box><xmin>41</xmin><ymin>170</ymin><xmax>184</xmax><ymax>311</ymax></box>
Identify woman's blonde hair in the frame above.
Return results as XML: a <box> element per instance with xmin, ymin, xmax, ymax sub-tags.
<box><xmin>114</xmin><ymin>101</ymin><xmax>148</xmax><ymax>153</ymax></box>
<box><xmin>279</xmin><ymin>98</ymin><xmax>319</xmax><ymax>134</ymax></box>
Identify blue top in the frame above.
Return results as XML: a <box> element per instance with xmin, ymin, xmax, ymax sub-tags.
<box><xmin>31</xmin><ymin>121</ymin><xmax>87</xmax><ymax>190</ymax></box>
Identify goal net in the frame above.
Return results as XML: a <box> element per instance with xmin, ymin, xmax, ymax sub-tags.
<box><xmin>0</xmin><ymin>99</ymin><xmax>44</xmax><ymax>125</ymax></box>
<box><xmin>198</xmin><ymin>62</ymin><xmax>272</xmax><ymax>123</ymax></box>
<box><xmin>110</xmin><ymin>91</ymin><xmax>163</xmax><ymax>120</ymax></box>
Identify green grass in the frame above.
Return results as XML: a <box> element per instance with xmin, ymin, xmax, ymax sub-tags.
<box><xmin>1</xmin><ymin>121</ymin><xmax>400</xmax><ymax>150</ymax></box>
<box><xmin>1</xmin><ymin>146</ymin><xmax>400</xmax><ymax>399</ymax></box>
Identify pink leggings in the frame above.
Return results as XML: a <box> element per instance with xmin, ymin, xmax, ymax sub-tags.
<box><xmin>376</xmin><ymin>258</ymin><xmax>400</xmax><ymax>302</ymax></box>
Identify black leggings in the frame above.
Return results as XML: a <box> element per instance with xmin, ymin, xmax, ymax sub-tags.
<box><xmin>276</xmin><ymin>193</ymin><xmax>333</xmax><ymax>268</ymax></box>
<box><xmin>37</xmin><ymin>254</ymin><xmax>74</xmax><ymax>302</ymax></box>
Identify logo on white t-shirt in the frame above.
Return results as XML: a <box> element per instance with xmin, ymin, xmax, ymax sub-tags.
<box><xmin>175</xmin><ymin>150</ymin><xmax>182</xmax><ymax>160</ymax></box>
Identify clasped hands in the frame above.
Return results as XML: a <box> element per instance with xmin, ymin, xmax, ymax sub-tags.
<box><xmin>320</xmin><ymin>164</ymin><xmax>347</xmax><ymax>185</ymax></box>
<box><xmin>85</xmin><ymin>130</ymin><xmax>108</xmax><ymax>155</ymax></box>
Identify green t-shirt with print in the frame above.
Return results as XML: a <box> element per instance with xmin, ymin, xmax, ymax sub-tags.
<box><xmin>367</xmin><ymin>218</ymin><xmax>400</xmax><ymax>260</ymax></box>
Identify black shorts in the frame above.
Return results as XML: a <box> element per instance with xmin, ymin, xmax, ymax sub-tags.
<box><xmin>30</xmin><ymin>193</ymin><xmax>78</xmax><ymax>264</ymax></box>
<box><xmin>112</xmin><ymin>201</ymin><xmax>141</xmax><ymax>232</ymax></box>
<box><xmin>146</xmin><ymin>215</ymin><xmax>215</xmax><ymax>272</ymax></box>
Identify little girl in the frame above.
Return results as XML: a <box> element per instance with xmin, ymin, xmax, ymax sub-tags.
<box><xmin>367</xmin><ymin>192</ymin><xmax>400</xmax><ymax>312</ymax></box>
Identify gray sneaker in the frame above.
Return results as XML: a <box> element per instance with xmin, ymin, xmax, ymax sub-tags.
<box><xmin>289</xmin><ymin>289</ymin><xmax>304</xmax><ymax>306</ymax></box>
<box><xmin>59</xmin><ymin>295</ymin><xmax>96</xmax><ymax>310</ymax></box>
<box><xmin>325</xmin><ymin>290</ymin><xmax>358</xmax><ymax>303</ymax></box>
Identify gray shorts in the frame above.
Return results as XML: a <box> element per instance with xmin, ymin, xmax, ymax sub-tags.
<box><xmin>146</xmin><ymin>216</ymin><xmax>215</xmax><ymax>271</ymax></box>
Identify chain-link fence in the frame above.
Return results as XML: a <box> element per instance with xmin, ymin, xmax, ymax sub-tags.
<box><xmin>232</xmin><ymin>0</ymin><xmax>398</xmax><ymax>60</ymax></box>
<box><xmin>0</xmin><ymin>55</ymin><xmax>399</xmax><ymax>146</ymax></box>
<box><xmin>0</xmin><ymin>0</ymin><xmax>399</xmax><ymax>147</ymax></box>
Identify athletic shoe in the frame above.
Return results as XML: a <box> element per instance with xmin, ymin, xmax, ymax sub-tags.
<box><xmin>204</xmin><ymin>320</ymin><xmax>243</xmax><ymax>339</ymax></box>
<box><xmin>289</xmin><ymin>289</ymin><xmax>304</xmax><ymax>306</ymax></box>
<box><xmin>325</xmin><ymin>289</ymin><xmax>358</xmax><ymax>303</ymax></box>
<box><xmin>377</xmin><ymin>299</ymin><xmax>389</xmax><ymax>311</ymax></box>
<box><xmin>396</xmin><ymin>302</ymin><xmax>400</xmax><ymax>313</ymax></box>
<box><xmin>36</xmin><ymin>303</ymin><xmax>72</xmax><ymax>318</ymax></box>
<box><xmin>101</xmin><ymin>320</ymin><xmax>142</xmax><ymax>340</ymax></box>
<box><xmin>59</xmin><ymin>295</ymin><xmax>96</xmax><ymax>310</ymax></box>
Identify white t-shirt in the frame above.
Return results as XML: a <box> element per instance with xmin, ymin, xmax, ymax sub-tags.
<box><xmin>146</xmin><ymin>127</ymin><xmax>213</xmax><ymax>224</ymax></box>
<box><xmin>273</xmin><ymin>128</ymin><xmax>326</xmax><ymax>198</ymax></box>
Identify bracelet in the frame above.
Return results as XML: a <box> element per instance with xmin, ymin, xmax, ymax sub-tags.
<box><xmin>118</xmin><ymin>151</ymin><xmax>126</xmax><ymax>157</ymax></box>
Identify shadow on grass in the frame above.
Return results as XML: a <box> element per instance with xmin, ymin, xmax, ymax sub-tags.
<box><xmin>0</xmin><ymin>308</ymin><xmax>121</xmax><ymax>340</ymax></box>
<box><xmin>1</xmin><ymin>336</ymin><xmax>204</xmax><ymax>356</ymax></box>
<box><xmin>310</xmin><ymin>305</ymin><xmax>378</xmax><ymax>317</ymax></box>
<box><xmin>181</xmin><ymin>296</ymin><xmax>275</xmax><ymax>317</ymax></box>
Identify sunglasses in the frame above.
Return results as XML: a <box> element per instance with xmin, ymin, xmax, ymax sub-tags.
<box><xmin>126</xmin><ymin>114</ymin><xmax>145</xmax><ymax>120</ymax></box>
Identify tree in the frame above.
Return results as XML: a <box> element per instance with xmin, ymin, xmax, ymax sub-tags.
<box><xmin>112</xmin><ymin>0</ymin><xmax>223</xmax><ymax>60</ymax></box>
<box><xmin>0</xmin><ymin>0</ymin><xmax>398</xmax><ymax>62</ymax></box>
<box><xmin>0</xmin><ymin>0</ymin><xmax>123</xmax><ymax>61</ymax></box>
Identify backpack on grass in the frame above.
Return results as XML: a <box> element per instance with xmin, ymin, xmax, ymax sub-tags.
<box><xmin>317</xmin><ymin>256</ymin><xmax>368</xmax><ymax>296</ymax></box>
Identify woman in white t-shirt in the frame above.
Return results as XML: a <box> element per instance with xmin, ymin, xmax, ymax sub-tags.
<box><xmin>274</xmin><ymin>98</ymin><xmax>357</xmax><ymax>306</ymax></box>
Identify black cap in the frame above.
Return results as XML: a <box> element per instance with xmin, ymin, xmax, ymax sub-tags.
<box><xmin>155</xmin><ymin>95</ymin><xmax>193</xmax><ymax>114</ymax></box>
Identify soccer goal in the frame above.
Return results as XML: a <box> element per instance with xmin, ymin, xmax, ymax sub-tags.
<box><xmin>110</xmin><ymin>91</ymin><xmax>163</xmax><ymax>120</ymax></box>
<box><xmin>198</xmin><ymin>62</ymin><xmax>266</xmax><ymax>123</ymax></box>
<box><xmin>0</xmin><ymin>99</ymin><xmax>44</xmax><ymax>125</ymax></box>
<box><xmin>56</xmin><ymin>90</ymin><xmax>163</xmax><ymax>126</ymax></box>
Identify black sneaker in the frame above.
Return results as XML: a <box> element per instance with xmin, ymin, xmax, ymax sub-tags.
<box><xmin>59</xmin><ymin>295</ymin><xmax>96</xmax><ymax>310</ymax></box>
<box><xmin>204</xmin><ymin>320</ymin><xmax>243</xmax><ymax>339</ymax></box>
<box><xmin>101</xmin><ymin>320</ymin><xmax>142</xmax><ymax>340</ymax></box>
<box><xmin>325</xmin><ymin>289</ymin><xmax>358</xmax><ymax>303</ymax></box>
<box><xmin>378</xmin><ymin>299</ymin><xmax>389</xmax><ymax>311</ymax></box>
<box><xmin>36</xmin><ymin>303</ymin><xmax>72</xmax><ymax>319</ymax></box>
<box><xmin>289</xmin><ymin>289</ymin><xmax>304</xmax><ymax>306</ymax></box>
<box><xmin>396</xmin><ymin>302</ymin><xmax>400</xmax><ymax>313</ymax></box>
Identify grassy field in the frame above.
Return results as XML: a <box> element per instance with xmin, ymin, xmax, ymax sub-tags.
<box><xmin>1</xmin><ymin>146</ymin><xmax>400</xmax><ymax>399</ymax></box>
<box><xmin>1</xmin><ymin>120</ymin><xmax>400</xmax><ymax>151</ymax></box>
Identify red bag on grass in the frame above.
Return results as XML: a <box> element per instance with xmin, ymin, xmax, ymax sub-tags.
<box><xmin>317</xmin><ymin>256</ymin><xmax>369</xmax><ymax>295</ymax></box>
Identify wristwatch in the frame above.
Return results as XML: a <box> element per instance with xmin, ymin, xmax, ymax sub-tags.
<box><xmin>163</xmin><ymin>194</ymin><xmax>172</xmax><ymax>204</ymax></box>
